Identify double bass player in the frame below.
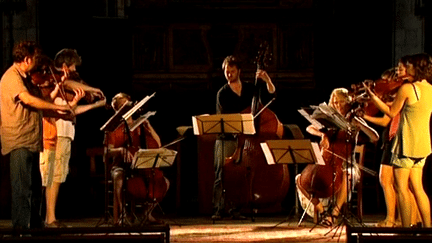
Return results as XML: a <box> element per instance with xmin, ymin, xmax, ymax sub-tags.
<box><xmin>212</xmin><ymin>55</ymin><xmax>276</xmax><ymax>220</ymax></box>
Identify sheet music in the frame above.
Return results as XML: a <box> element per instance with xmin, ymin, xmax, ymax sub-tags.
<box><xmin>132</xmin><ymin>148</ymin><xmax>177</xmax><ymax>169</ymax></box>
<box><xmin>192</xmin><ymin>113</ymin><xmax>255</xmax><ymax>135</ymax></box>
<box><xmin>260</xmin><ymin>142</ymin><xmax>275</xmax><ymax>165</ymax></box>
<box><xmin>123</xmin><ymin>92</ymin><xmax>155</xmax><ymax>121</ymax></box>
<box><xmin>314</xmin><ymin>102</ymin><xmax>353</xmax><ymax>131</ymax></box>
<box><xmin>298</xmin><ymin>108</ymin><xmax>324</xmax><ymax>130</ymax></box>
<box><xmin>129</xmin><ymin>111</ymin><xmax>156</xmax><ymax>132</ymax></box>
<box><xmin>311</xmin><ymin>142</ymin><xmax>325</xmax><ymax>165</ymax></box>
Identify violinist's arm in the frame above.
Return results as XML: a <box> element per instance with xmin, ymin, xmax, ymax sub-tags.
<box><xmin>74</xmin><ymin>99</ymin><xmax>106</xmax><ymax>115</ymax></box>
<box><xmin>366</xmin><ymin>82</ymin><xmax>409</xmax><ymax>118</ymax></box>
<box><xmin>63</xmin><ymin>79</ymin><xmax>105</xmax><ymax>98</ymax></box>
<box><xmin>18</xmin><ymin>91</ymin><xmax>70</xmax><ymax>112</ymax></box>
<box><xmin>363</xmin><ymin>114</ymin><xmax>391</xmax><ymax>127</ymax></box>
<box><xmin>352</xmin><ymin>116</ymin><xmax>379</xmax><ymax>143</ymax></box>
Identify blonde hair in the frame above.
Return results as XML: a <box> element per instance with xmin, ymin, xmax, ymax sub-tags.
<box><xmin>329</xmin><ymin>88</ymin><xmax>352</xmax><ymax>106</ymax></box>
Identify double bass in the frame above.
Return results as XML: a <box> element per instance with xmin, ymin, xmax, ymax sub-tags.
<box><xmin>222</xmin><ymin>43</ymin><xmax>290</xmax><ymax>217</ymax></box>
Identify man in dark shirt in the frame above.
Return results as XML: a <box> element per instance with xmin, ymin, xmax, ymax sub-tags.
<box><xmin>212</xmin><ymin>55</ymin><xmax>276</xmax><ymax>220</ymax></box>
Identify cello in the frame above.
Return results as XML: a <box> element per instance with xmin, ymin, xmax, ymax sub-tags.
<box><xmin>222</xmin><ymin>42</ymin><xmax>290</xmax><ymax>217</ymax></box>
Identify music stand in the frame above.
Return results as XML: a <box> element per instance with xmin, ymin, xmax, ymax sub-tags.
<box><xmin>97</xmin><ymin>101</ymin><xmax>134</xmax><ymax>226</ymax></box>
<box><xmin>192</xmin><ymin>113</ymin><xmax>255</xmax><ymax>223</ymax></box>
<box><xmin>132</xmin><ymin>148</ymin><xmax>177</xmax><ymax>169</ymax></box>
<box><xmin>261</xmin><ymin>139</ymin><xmax>322</xmax><ymax>227</ymax></box>
<box><xmin>192</xmin><ymin>113</ymin><xmax>256</xmax><ymax>136</ymax></box>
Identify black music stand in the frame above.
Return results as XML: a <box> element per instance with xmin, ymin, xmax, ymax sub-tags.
<box><xmin>130</xmin><ymin>148</ymin><xmax>177</xmax><ymax>225</ymax></box>
<box><xmin>192</xmin><ymin>113</ymin><xmax>255</xmax><ymax>222</ymax></box>
<box><xmin>262</xmin><ymin>139</ymin><xmax>322</xmax><ymax>227</ymax></box>
<box><xmin>132</xmin><ymin>148</ymin><xmax>177</xmax><ymax>169</ymax></box>
<box><xmin>192</xmin><ymin>113</ymin><xmax>256</xmax><ymax>136</ymax></box>
<box><xmin>97</xmin><ymin>101</ymin><xmax>134</xmax><ymax>226</ymax></box>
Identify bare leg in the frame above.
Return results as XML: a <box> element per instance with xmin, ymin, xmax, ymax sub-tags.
<box><xmin>45</xmin><ymin>182</ymin><xmax>61</xmax><ymax>224</ymax></box>
<box><xmin>408</xmin><ymin>185</ymin><xmax>422</xmax><ymax>225</ymax></box>
<box><xmin>379</xmin><ymin>164</ymin><xmax>397</xmax><ymax>225</ymax></box>
<box><xmin>409</xmin><ymin>167</ymin><xmax>431</xmax><ymax>227</ymax></box>
<box><xmin>112</xmin><ymin>169</ymin><xmax>125</xmax><ymax>224</ymax></box>
<box><xmin>393</xmin><ymin>167</ymin><xmax>411</xmax><ymax>227</ymax></box>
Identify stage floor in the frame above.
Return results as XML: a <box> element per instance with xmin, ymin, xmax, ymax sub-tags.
<box><xmin>0</xmin><ymin>213</ymin><xmax>386</xmax><ymax>242</ymax></box>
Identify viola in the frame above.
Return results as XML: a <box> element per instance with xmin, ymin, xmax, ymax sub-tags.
<box><xmin>222</xmin><ymin>42</ymin><xmax>290</xmax><ymax>215</ymax></box>
<box><xmin>349</xmin><ymin>75</ymin><xmax>406</xmax><ymax>116</ymax></box>
<box><xmin>31</xmin><ymin>54</ymin><xmax>104</xmax><ymax>104</ymax></box>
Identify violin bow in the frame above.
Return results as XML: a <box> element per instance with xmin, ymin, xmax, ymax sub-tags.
<box><xmin>323</xmin><ymin>148</ymin><xmax>377</xmax><ymax>176</ymax></box>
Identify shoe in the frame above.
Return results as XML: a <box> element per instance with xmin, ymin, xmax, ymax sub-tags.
<box><xmin>320</xmin><ymin>214</ymin><xmax>337</xmax><ymax>227</ymax></box>
<box><xmin>148</xmin><ymin>218</ymin><xmax>165</xmax><ymax>225</ymax></box>
<box><xmin>44</xmin><ymin>220</ymin><xmax>68</xmax><ymax>228</ymax></box>
<box><xmin>230</xmin><ymin>211</ymin><xmax>247</xmax><ymax>220</ymax></box>
<box><xmin>211</xmin><ymin>213</ymin><xmax>222</xmax><ymax>220</ymax></box>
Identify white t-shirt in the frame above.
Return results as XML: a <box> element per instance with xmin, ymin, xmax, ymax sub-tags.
<box><xmin>54</xmin><ymin>97</ymin><xmax>75</xmax><ymax>140</ymax></box>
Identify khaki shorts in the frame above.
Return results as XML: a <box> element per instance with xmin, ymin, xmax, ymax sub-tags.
<box><xmin>40</xmin><ymin>137</ymin><xmax>71</xmax><ymax>187</ymax></box>
<box><xmin>391</xmin><ymin>154</ymin><xmax>426</xmax><ymax>169</ymax></box>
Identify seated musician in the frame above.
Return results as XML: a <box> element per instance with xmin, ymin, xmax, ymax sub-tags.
<box><xmin>296</xmin><ymin>87</ymin><xmax>379</xmax><ymax>227</ymax></box>
<box><xmin>106</xmin><ymin>92</ymin><xmax>169</xmax><ymax>225</ymax></box>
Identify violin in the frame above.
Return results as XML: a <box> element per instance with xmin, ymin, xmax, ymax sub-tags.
<box><xmin>31</xmin><ymin>54</ymin><xmax>105</xmax><ymax>104</ymax></box>
<box><xmin>349</xmin><ymin>74</ymin><xmax>407</xmax><ymax>116</ymax></box>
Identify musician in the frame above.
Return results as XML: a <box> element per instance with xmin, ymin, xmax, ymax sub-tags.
<box><xmin>365</xmin><ymin>53</ymin><xmax>432</xmax><ymax>228</ymax></box>
<box><xmin>0</xmin><ymin>41</ymin><xmax>71</xmax><ymax>230</ymax></box>
<box><xmin>363</xmin><ymin>60</ymin><xmax>421</xmax><ymax>227</ymax></box>
<box><xmin>106</xmin><ymin>92</ymin><xmax>168</xmax><ymax>225</ymax></box>
<box><xmin>296</xmin><ymin>87</ymin><xmax>379</xmax><ymax>227</ymax></box>
<box><xmin>212</xmin><ymin>55</ymin><xmax>275</xmax><ymax>220</ymax></box>
<box><xmin>40</xmin><ymin>49</ymin><xmax>106</xmax><ymax>228</ymax></box>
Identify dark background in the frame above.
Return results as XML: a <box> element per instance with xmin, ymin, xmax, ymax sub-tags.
<box><xmin>1</xmin><ymin>0</ymin><xmax>432</xmax><ymax>220</ymax></box>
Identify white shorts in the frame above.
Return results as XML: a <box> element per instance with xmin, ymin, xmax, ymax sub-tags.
<box><xmin>40</xmin><ymin>137</ymin><xmax>71</xmax><ymax>187</ymax></box>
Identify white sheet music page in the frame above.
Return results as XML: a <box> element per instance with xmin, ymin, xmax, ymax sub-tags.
<box><xmin>311</xmin><ymin>142</ymin><xmax>325</xmax><ymax>165</ymax></box>
<box><xmin>260</xmin><ymin>142</ymin><xmax>275</xmax><ymax>165</ymax></box>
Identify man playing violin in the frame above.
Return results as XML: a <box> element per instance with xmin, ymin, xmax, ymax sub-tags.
<box><xmin>0</xmin><ymin>41</ymin><xmax>72</xmax><ymax>230</ymax></box>
<box><xmin>212</xmin><ymin>55</ymin><xmax>275</xmax><ymax>220</ymax></box>
<box><xmin>40</xmin><ymin>48</ymin><xmax>106</xmax><ymax>228</ymax></box>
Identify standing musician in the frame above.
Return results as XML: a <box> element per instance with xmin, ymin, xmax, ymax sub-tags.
<box><xmin>0</xmin><ymin>41</ymin><xmax>71</xmax><ymax>230</ymax></box>
<box><xmin>296</xmin><ymin>88</ymin><xmax>379</xmax><ymax>227</ymax></box>
<box><xmin>365</xmin><ymin>53</ymin><xmax>432</xmax><ymax>228</ymax></box>
<box><xmin>362</xmin><ymin>59</ymin><xmax>421</xmax><ymax>227</ymax></box>
<box><xmin>105</xmin><ymin>92</ymin><xmax>169</xmax><ymax>225</ymax></box>
<box><xmin>212</xmin><ymin>55</ymin><xmax>276</xmax><ymax>220</ymax></box>
<box><xmin>39</xmin><ymin>49</ymin><xmax>106</xmax><ymax>228</ymax></box>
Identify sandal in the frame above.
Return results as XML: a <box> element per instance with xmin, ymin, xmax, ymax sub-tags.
<box><xmin>320</xmin><ymin>214</ymin><xmax>338</xmax><ymax>227</ymax></box>
<box><xmin>376</xmin><ymin>219</ymin><xmax>396</xmax><ymax>227</ymax></box>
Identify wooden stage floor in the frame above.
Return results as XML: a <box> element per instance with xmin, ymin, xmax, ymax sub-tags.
<box><xmin>0</xmin><ymin>213</ymin><xmax>395</xmax><ymax>242</ymax></box>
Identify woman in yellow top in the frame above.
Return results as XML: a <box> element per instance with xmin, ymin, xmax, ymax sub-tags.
<box><xmin>365</xmin><ymin>53</ymin><xmax>432</xmax><ymax>228</ymax></box>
